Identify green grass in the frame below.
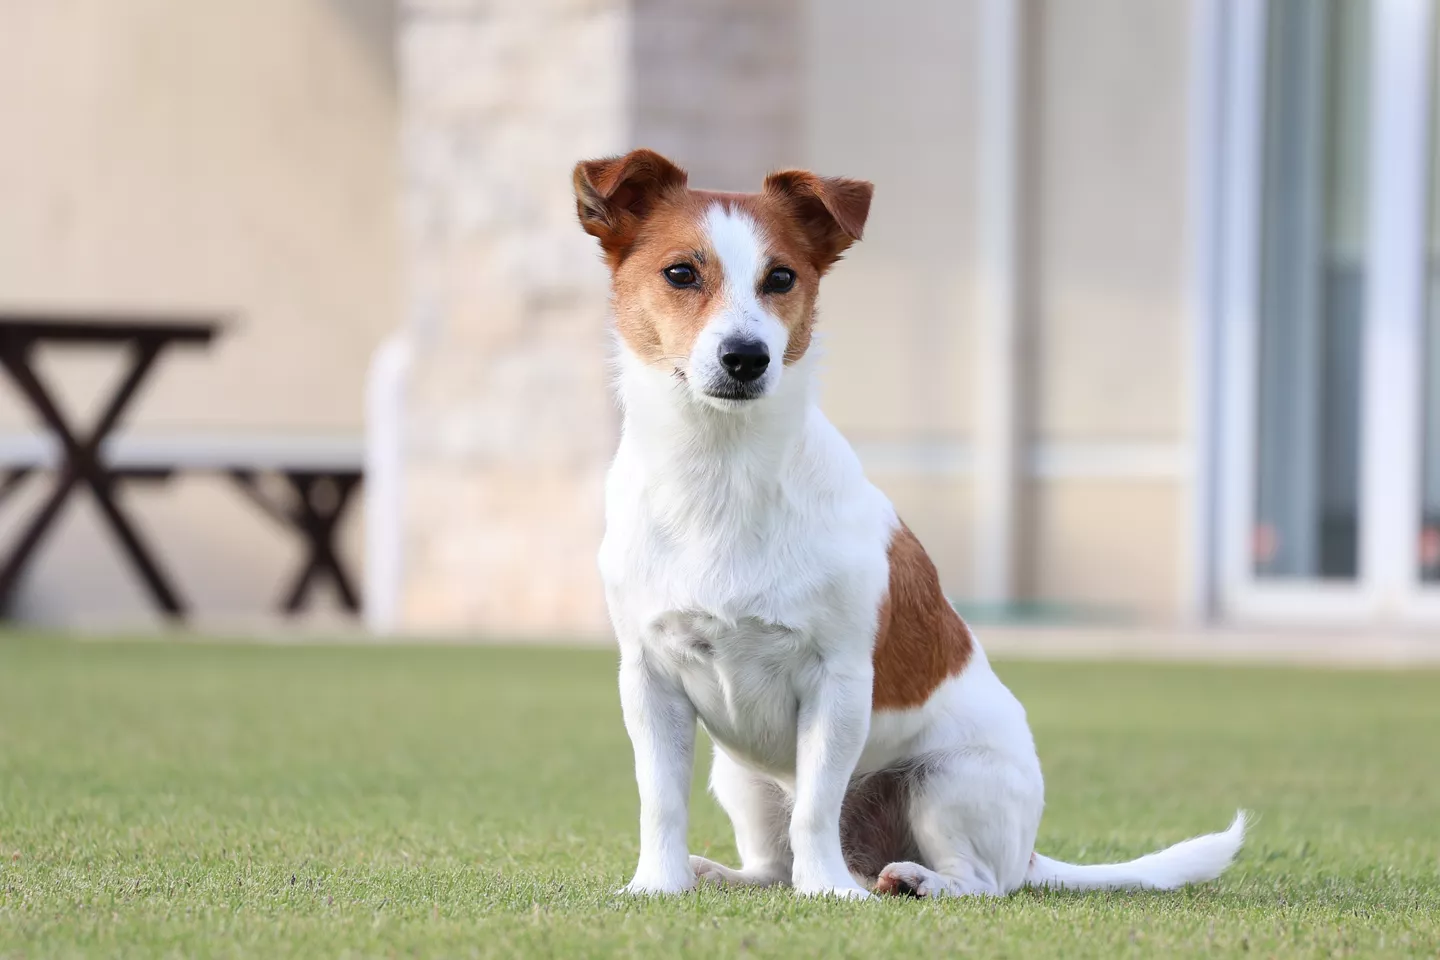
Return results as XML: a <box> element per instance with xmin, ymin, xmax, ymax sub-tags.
<box><xmin>1</xmin><ymin>638</ymin><xmax>1437</xmax><ymax>958</ymax></box>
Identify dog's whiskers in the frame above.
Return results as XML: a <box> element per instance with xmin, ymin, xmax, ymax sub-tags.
<box><xmin>647</xmin><ymin>355</ymin><xmax>691</xmax><ymax>382</ymax></box>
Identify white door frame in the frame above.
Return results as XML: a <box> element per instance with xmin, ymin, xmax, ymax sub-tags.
<box><xmin>1212</xmin><ymin>0</ymin><xmax>1438</xmax><ymax>625</ymax></box>
<box><xmin>1362</xmin><ymin>0</ymin><xmax>1438</xmax><ymax>622</ymax></box>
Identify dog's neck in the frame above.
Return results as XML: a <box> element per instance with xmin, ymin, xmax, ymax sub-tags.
<box><xmin>614</xmin><ymin>348</ymin><xmax>819</xmax><ymax>498</ymax></box>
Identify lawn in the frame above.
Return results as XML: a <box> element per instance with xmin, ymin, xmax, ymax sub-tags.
<box><xmin>1</xmin><ymin>637</ymin><xmax>1437</xmax><ymax>958</ymax></box>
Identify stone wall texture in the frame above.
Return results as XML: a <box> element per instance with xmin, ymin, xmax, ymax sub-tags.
<box><xmin>398</xmin><ymin>0</ymin><xmax>627</xmax><ymax>636</ymax></box>
<box><xmin>631</xmin><ymin>0</ymin><xmax>803</xmax><ymax>190</ymax></box>
<box><xmin>397</xmin><ymin>0</ymin><xmax>804</xmax><ymax>636</ymax></box>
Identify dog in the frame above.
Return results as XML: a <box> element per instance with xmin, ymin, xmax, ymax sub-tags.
<box><xmin>573</xmin><ymin>148</ymin><xmax>1246</xmax><ymax>899</ymax></box>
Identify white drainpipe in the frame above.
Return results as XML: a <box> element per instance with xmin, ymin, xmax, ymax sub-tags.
<box><xmin>364</xmin><ymin>332</ymin><xmax>412</xmax><ymax>634</ymax></box>
<box><xmin>973</xmin><ymin>0</ymin><xmax>1025</xmax><ymax>608</ymax></box>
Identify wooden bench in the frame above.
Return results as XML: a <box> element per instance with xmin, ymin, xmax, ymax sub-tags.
<box><xmin>0</xmin><ymin>432</ymin><xmax>364</xmax><ymax>617</ymax></box>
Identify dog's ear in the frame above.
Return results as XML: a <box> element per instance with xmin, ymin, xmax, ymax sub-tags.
<box><xmin>573</xmin><ymin>149</ymin><xmax>688</xmax><ymax>264</ymax></box>
<box><xmin>763</xmin><ymin>170</ymin><xmax>873</xmax><ymax>272</ymax></box>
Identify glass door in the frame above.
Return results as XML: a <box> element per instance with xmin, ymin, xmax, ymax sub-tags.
<box><xmin>1253</xmin><ymin>0</ymin><xmax>1368</xmax><ymax>585</ymax></box>
<box><xmin>1218</xmin><ymin>0</ymin><xmax>1439</xmax><ymax>624</ymax></box>
<box><xmin>1409</xmin><ymin>4</ymin><xmax>1440</xmax><ymax>609</ymax></box>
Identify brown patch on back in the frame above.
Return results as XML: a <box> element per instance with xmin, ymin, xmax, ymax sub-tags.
<box><xmin>871</xmin><ymin>522</ymin><xmax>974</xmax><ymax>711</ymax></box>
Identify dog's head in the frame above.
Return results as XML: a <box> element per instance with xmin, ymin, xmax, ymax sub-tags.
<box><xmin>573</xmin><ymin>149</ymin><xmax>872</xmax><ymax>409</ymax></box>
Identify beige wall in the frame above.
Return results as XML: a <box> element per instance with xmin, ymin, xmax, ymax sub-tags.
<box><xmin>799</xmin><ymin>0</ymin><xmax>981</xmax><ymax>596</ymax></box>
<box><xmin>0</xmin><ymin>0</ymin><xmax>397</xmax><ymax>625</ymax></box>
<box><xmin>0</xmin><ymin>0</ymin><xmax>1201</xmax><ymax>630</ymax></box>
<box><xmin>1023</xmin><ymin>0</ymin><xmax>1193</xmax><ymax>620</ymax></box>
<box><xmin>803</xmin><ymin>0</ymin><xmax>980</xmax><ymax>445</ymax></box>
<box><xmin>798</xmin><ymin>0</ymin><xmax>1195</xmax><ymax>620</ymax></box>
<box><xmin>1030</xmin><ymin>0</ymin><xmax>1190</xmax><ymax>444</ymax></box>
<box><xmin>1023</xmin><ymin>480</ymin><xmax>1184</xmax><ymax>622</ymax></box>
<box><xmin>392</xmin><ymin>0</ymin><xmax>1197</xmax><ymax>630</ymax></box>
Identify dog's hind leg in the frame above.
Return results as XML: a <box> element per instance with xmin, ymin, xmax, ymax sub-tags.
<box><xmin>873</xmin><ymin>859</ymin><xmax>994</xmax><ymax>897</ymax></box>
<box><xmin>691</xmin><ymin>746</ymin><xmax>793</xmax><ymax>887</ymax></box>
<box><xmin>875</xmin><ymin>751</ymin><xmax>1043</xmax><ymax>898</ymax></box>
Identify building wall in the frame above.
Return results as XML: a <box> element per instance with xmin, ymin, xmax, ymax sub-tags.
<box><xmin>1024</xmin><ymin>0</ymin><xmax>1193</xmax><ymax>620</ymax></box>
<box><xmin>395</xmin><ymin>0</ymin><xmax>1199</xmax><ymax>635</ymax></box>
<box><xmin>0</xmin><ymin>0</ymin><xmax>1199</xmax><ymax>631</ymax></box>
<box><xmin>631</xmin><ymin>0</ymin><xmax>804</xmax><ymax>190</ymax></box>
<box><xmin>0</xmin><ymin>0</ymin><xmax>397</xmax><ymax>625</ymax></box>
<box><xmin>800</xmin><ymin>0</ymin><xmax>982</xmax><ymax>598</ymax></box>
<box><xmin>800</xmin><ymin>0</ymin><xmax>1195</xmax><ymax>622</ymax></box>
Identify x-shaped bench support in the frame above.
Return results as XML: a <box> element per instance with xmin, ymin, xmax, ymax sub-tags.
<box><xmin>0</xmin><ymin>336</ymin><xmax>188</xmax><ymax>616</ymax></box>
<box><xmin>229</xmin><ymin>470</ymin><xmax>362</xmax><ymax>613</ymax></box>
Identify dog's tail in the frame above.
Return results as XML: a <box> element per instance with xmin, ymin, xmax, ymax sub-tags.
<box><xmin>1024</xmin><ymin>810</ymin><xmax>1247</xmax><ymax>892</ymax></box>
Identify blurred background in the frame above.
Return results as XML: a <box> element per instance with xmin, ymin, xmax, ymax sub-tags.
<box><xmin>0</xmin><ymin>0</ymin><xmax>1435</xmax><ymax>647</ymax></box>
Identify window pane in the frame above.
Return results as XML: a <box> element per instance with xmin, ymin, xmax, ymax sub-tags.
<box><xmin>1421</xmin><ymin>7</ymin><xmax>1440</xmax><ymax>582</ymax></box>
<box><xmin>1254</xmin><ymin>0</ymin><xmax>1368</xmax><ymax>580</ymax></box>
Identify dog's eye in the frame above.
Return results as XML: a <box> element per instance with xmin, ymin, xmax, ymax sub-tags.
<box><xmin>663</xmin><ymin>264</ymin><xmax>699</xmax><ymax>288</ymax></box>
<box><xmin>763</xmin><ymin>267</ymin><xmax>796</xmax><ymax>294</ymax></box>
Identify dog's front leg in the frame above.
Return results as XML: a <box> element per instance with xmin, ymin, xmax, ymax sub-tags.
<box><xmin>790</xmin><ymin>661</ymin><xmax>872</xmax><ymax>899</ymax></box>
<box><xmin>619</xmin><ymin>651</ymin><xmax>697</xmax><ymax>895</ymax></box>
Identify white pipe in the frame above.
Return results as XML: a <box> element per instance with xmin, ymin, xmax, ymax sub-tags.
<box><xmin>973</xmin><ymin>0</ymin><xmax>1024</xmax><ymax>606</ymax></box>
<box><xmin>364</xmin><ymin>332</ymin><xmax>412</xmax><ymax>634</ymax></box>
<box><xmin>1184</xmin><ymin>0</ymin><xmax>1227</xmax><ymax>623</ymax></box>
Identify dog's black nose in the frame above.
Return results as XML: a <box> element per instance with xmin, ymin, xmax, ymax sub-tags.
<box><xmin>719</xmin><ymin>338</ymin><xmax>770</xmax><ymax>383</ymax></box>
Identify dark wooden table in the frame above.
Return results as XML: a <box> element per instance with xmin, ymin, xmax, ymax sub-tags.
<box><xmin>0</xmin><ymin>312</ymin><xmax>223</xmax><ymax>618</ymax></box>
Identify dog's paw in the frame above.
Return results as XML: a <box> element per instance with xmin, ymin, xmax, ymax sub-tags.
<box><xmin>874</xmin><ymin>861</ymin><xmax>937</xmax><ymax>897</ymax></box>
<box><xmin>618</xmin><ymin>865</ymin><xmax>696</xmax><ymax>896</ymax></box>
<box><xmin>618</xmin><ymin>879</ymin><xmax>695</xmax><ymax>896</ymax></box>
<box><xmin>690</xmin><ymin>855</ymin><xmax>787</xmax><ymax>888</ymax></box>
<box><xmin>690</xmin><ymin>855</ymin><xmax>743</xmax><ymax>886</ymax></box>
<box><xmin>794</xmin><ymin>881</ymin><xmax>873</xmax><ymax>900</ymax></box>
<box><xmin>875</xmin><ymin>861</ymin><xmax>989</xmax><ymax>898</ymax></box>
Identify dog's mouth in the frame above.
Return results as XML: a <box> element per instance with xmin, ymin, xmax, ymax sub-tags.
<box><xmin>702</xmin><ymin>382</ymin><xmax>764</xmax><ymax>403</ymax></box>
<box><xmin>675</xmin><ymin>364</ymin><xmax>768</xmax><ymax>405</ymax></box>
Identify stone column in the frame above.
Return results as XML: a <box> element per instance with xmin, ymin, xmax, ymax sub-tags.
<box><xmin>393</xmin><ymin>0</ymin><xmax>801</xmax><ymax>637</ymax></box>
<box><xmin>397</xmin><ymin>0</ymin><xmax>627</xmax><ymax>637</ymax></box>
<box><xmin>630</xmin><ymin>0</ymin><xmax>802</xmax><ymax>190</ymax></box>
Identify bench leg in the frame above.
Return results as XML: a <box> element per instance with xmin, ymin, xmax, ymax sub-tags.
<box><xmin>0</xmin><ymin>468</ymin><xmax>32</xmax><ymax>506</ymax></box>
<box><xmin>0</xmin><ymin>338</ymin><xmax>187</xmax><ymax>618</ymax></box>
<box><xmin>0</xmin><ymin>463</ymin><xmax>82</xmax><ymax>606</ymax></box>
<box><xmin>231</xmin><ymin>470</ymin><xmax>362</xmax><ymax>615</ymax></box>
<box><xmin>283</xmin><ymin>473</ymin><xmax>361</xmax><ymax>614</ymax></box>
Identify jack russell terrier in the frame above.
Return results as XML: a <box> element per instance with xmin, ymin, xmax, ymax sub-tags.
<box><xmin>573</xmin><ymin>148</ymin><xmax>1245</xmax><ymax>899</ymax></box>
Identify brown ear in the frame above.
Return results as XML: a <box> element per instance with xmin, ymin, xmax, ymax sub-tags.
<box><xmin>763</xmin><ymin>170</ymin><xmax>873</xmax><ymax>271</ymax></box>
<box><xmin>573</xmin><ymin>149</ymin><xmax>688</xmax><ymax>264</ymax></box>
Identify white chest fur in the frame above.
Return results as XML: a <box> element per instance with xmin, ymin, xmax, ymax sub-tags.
<box><xmin>600</xmin><ymin>356</ymin><xmax>897</xmax><ymax>776</ymax></box>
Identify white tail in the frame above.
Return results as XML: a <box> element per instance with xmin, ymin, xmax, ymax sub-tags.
<box><xmin>1025</xmin><ymin>811</ymin><xmax>1248</xmax><ymax>891</ymax></box>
